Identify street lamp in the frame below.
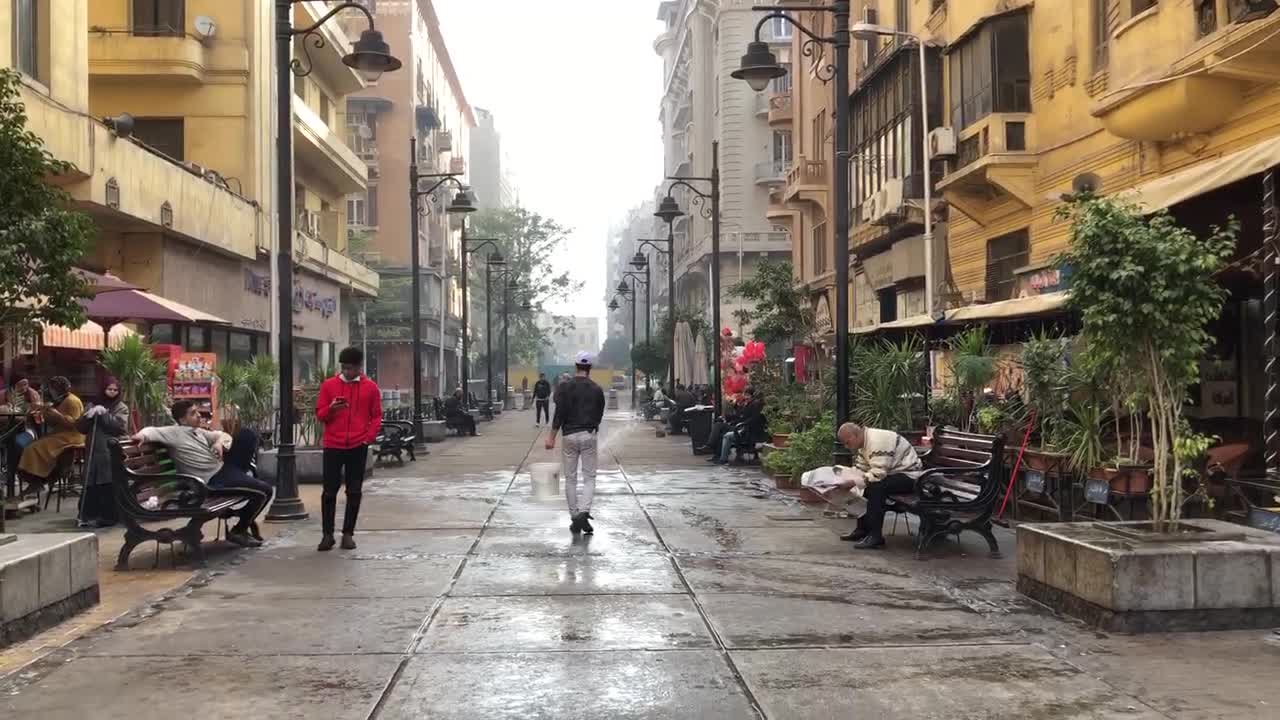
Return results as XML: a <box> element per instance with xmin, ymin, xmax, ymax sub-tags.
<box><xmin>490</xmin><ymin>271</ymin><xmax>525</xmax><ymax>405</ymax></box>
<box><xmin>733</xmin><ymin>2</ymin><xmax>852</xmax><ymax>461</ymax></box>
<box><xmin>848</xmin><ymin>21</ymin><xmax>935</xmax><ymax>314</ymax></box>
<box><xmin>613</xmin><ymin>279</ymin><xmax>639</xmax><ymax>408</ymax></box>
<box><xmin>408</xmin><ymin>137</ymin><xmax>475</xmax><ymax>450</ymax></box>
<box><xmin>460</xmin><ymin>233</ymin><xmax>503</xmax><ymax>408</ymax></box>
<box><xmin>656</xmin><ymin>141</ymin><xmax>721</xmax><ymax>416</ymax></box>
<box><xmin>269</xmin><ymin>0</ymin><xmax>400</xmax><ymax>521</ymax></box>
<box><xmin>632</xmin><ymin>233</ymin><xmax>675</xmax><ymax>390</ymax></box>
<box><xmin>628</xmin><ymin>252</ymin><xmax>652</xmax><ymax>348</ymax></box>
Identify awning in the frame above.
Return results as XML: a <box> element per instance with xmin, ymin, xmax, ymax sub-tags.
<box><xmin>852</xmin><ymin>314</ymin><xmax>935</xmax><ymax>335</ymax></box>
<box><xmin>82</xmin><ymin>288</ymin><xmax>228</xmax><ymax>326</ymax></box>
<box><xmin>1117</xmin><ymin>134</ymin><xmax>1280</xmax><ymax>212</ymax></box>
<box><xmin>42</xmin><ymin>321</ymin><xmax>137</xmax><ymax>351</ymax></box>
<box><xmin>944</xmin><ymin>291</ymin><xmax>1071</xmax><ymax>323</ymax></box>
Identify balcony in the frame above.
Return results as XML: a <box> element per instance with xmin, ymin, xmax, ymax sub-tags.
<box><xmin>347</xmin><ymin>133</ymin><xmax>379</xmax><ymax>164</ymax></box>
<box><xmin>295</xmin><ymin>1</ymin><xmax>366</xmax><ymax>94</ymax></box>
<box><xmin>450</xmin><ymin>156</ymin><xmax>466</xmax><ymax>174</ymax></box>
<box><xmin>784</xmin><ymin>157</ymin><xmax>828</xmax><ymax>205</ymax></box>
<box><xmin>88</xmin><ymin>29</ymin><xmax>211</xmax><ymax>84</ymax></box>
<box><xmin>297</xmin><ymin>209</ymin><xmax>341</xmax><ymax>247</ymax></box>
<box><xmin>736</xmin><ymin>231</ymin><xmax>791</xmax><ymax>253</ymax></box>
<box><xmin>296</xmin><ymin>233</ymin><xmax>379</xmax><ymax>298</ymax></box>
<box><xmin>937</xmin><ymin>113</ymin><xmax>1037</xmax><ymax>223</ymax></box>
<box><xmin>767</xmin><ymin>94</ymin><xmax>793</xmax><ymax>127</ymax></box>
<box><xmin>753</xmin><ymin>160</ymin><xmax>787</xmax><ymax>186</ymax></box>
<box><xmin>294</xmin><ymin>102</ymin><xmax>367</xmax><ymax>194</ymax></box>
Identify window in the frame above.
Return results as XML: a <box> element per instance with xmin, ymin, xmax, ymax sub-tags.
<box><xmin>948</xmin><ymin>12</ymin><xmax>1030</xmax><ymax>130</ymax></box>
<box><xmin>319</xmin><ymin>92</ymin><xmax>331</xmax><ymax>126</ymax></box>
<box><xmin>366</xmin><ymin>185</ymin><xmax>379</xmax><ymax>226</ymax></box>
<box><xmin>772</xmin><ymin>131</ymin><xmax>793</xmax><ymax>168</ymax></box>
<box><xmin>985</xmin><ymin>229</ymin><xmax>1029</xmax><ymax>301</ymax></box>
<box><xmin>1093</xmin><ymin>0</ymin><xmax>1110</xmax><ymax>69</ymax></box>
<box><xmin>770</xmin><ymin>64</ymin><xmax>793</xmax><ymax>94</ymax></box>
<box><xmin>150</xmin><ymin>323</ymin><xmax>176</xmax><ymax>345</ymax></box>
<box><xmin>132</xmin><ymin>0</ymin><xmax>185</xmax><ymax>37</ymax></box>
<box><xmin>770</xmin><ymin>15</ymin><xmax>793</xmax><ymax>40</ymax></box>
<box><xmin>132</xmin><ymin>118</ymin><xmax>185</xmax><ymax>161</ymax></box>
<box><xmin>878</xmin><ymin>288</ymin><xmax>898</xmax><ymax>324</ymax></box>
<box><xmin>812</xmin><ymin>220</ymin><xmax>828</xmax><ymax>276</ymax></box>
<box><xmin>228</xmin><ymin>332</ymin><xmax>258</xmax><ymax>364</ymax></box>
<box><xmin>186</xmin><ymin>325</ymin><xmax>209</xmax><ymax>352</ymax></box>
<box><xmin>347</xmin><ymin>196</ymin><xmax>366</xmax><ymax>226</ymax></box>
<box><xmin>13</xmin><ymin>0</ymin><xmax>38</xmax><ymax>79</ymax></box>
<box><xmin>811</xmin><ymin>109</ymin><xmax>827</xmax><ymax>160</ymax></box>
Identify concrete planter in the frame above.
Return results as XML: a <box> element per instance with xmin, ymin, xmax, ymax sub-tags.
<box><xmin>1017</xmin><ymin>520</ymin><xmax>1280</xmax><ymax>633</ymax></box>
<box><xmin>257</xmin><ymin>447</ymin><xmax>375</xmax><ymax>484</ymax></box>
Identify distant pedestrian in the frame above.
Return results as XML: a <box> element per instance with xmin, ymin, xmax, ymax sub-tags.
<box><xmin>533</xmin><ymin>372</ymin><xmax>552</xmax><ymax>427</ymax></box>
<box><xmin>545</xmin><ymin>352</ymin><xmax>606</xmax><ymax>534</ymax></box>
<box><xmin>315</xmin><ymin>347</ymin><xmax>382</xmax><ymax>552</ymax></box>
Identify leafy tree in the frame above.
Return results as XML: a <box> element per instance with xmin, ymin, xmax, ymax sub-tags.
<box><xmin>728</xmin><ymin>260</ymin><xmax>817</xmax><ymax>349</ymax></box>
<box><xmin>467</xmin><ymin>207</ymin><xmax>584</xmax><ymax>365</ymax></box>
<box><xmin>1058</xmin><ymin>194</ymin><xmax>1235</xmax><ymax>529</ymax></box>
<box><xmin>597</xmin><ymin>334</ymin><xmax>630</xmax><ymax>369</ymax></box>
<box><xmin>0</xmin><ymin>69</ymin><xmax>93</xmax><ymax>335</ymax></box>
<box><xmin>631</xmin><ymin>340</ymin><xmax>669</xmax><ymax>382</ymax></box>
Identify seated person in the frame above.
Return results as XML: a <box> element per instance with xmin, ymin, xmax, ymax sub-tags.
<box><xmin>132</xmin><ymin>400</ymin><xmax>273</xmax><ymax>548</ymax></box>
<box><xmin>828</xmin><ymin>422</ymin><xmax>924</xmax><ymax>550</ymax></box>
<box><xmin>444</xmin><ymin>388</ymin><xmax>477</xmax><ymax>436</ymax></box>
<box><xmin>706</xmin><ymin>394</ymin><xmax>747</xmax><ymax>461</ymax></box>
<box><xmin>670</xmin><ymin>383</ymin><xmax>694</xmax><ymax>432</ymax></box>
<box><xmin>1</xmin><ymin>375</ymin><xmax>41</xmax><ymax>488</ymax></box>
<box><xmin>712</xmin><ymin>388</ymin><xmax>765</xmax><ymax>465</ymax></box>
<box><xmin>17</xmin><ymin>376</ymin><xmax>85</xmax><ymax>496</ymax></box>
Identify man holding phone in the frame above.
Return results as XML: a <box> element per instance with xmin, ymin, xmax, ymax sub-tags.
<box><xmin>315</xmin><ymin>347</ymin><xmax>382</xmax><ymax>551</ymax></box>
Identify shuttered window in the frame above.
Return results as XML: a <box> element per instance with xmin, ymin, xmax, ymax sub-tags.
<box><xmin>133</xmin><ymin>0</ymin><xmax>185</xmax><ymax>37</ymax></box>
<box><xmin>985</xmin><ymin>230</ymin><xmax>1029</xmax><ymax>301</ymax></box>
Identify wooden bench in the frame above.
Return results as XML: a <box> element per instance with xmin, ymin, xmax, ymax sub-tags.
<box><xmin>110</xmin><ymin>440</ymin><xmax>250</xmax><ymax>570</ymax></box>
<box><xmin>887</xmin><ymin>427</ymin><xmax>1006</xmax><ymax>559</ymax></box>
<box><xmin>374</xmin><ymin>420</ymin><xmax>417</xmax><ymax>465</ymax></box>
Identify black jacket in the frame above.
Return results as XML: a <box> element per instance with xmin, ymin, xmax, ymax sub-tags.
<box><xmin>533</xmin><ymin>379</ymin><xmax>552</xmax><ymax>400</ymax></box>
<box><xmin>553</xmin><ymin>376</ymin><xmax>606</xmax><ymax>436</ymax></box>
<box><xmin>444</xmin><ymin>396</ymin><xmax>467</xmax><ymax>420</ymax></box>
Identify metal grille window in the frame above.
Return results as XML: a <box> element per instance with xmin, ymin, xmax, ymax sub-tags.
<box><xmin>132</xmin><ymin>118</ymin><xmax>185</xmax><ymax>161</ymax></box>
<box><xmin>132</xmin><ymin>0</ymin><xmax>185</xmax><ymax>37</ymax></box>
<box><xmin>948</xmin><ymin>11</ymin><xmax>1030</xmax><ymax>129</ymax></box>
<box><xmin>985</xmin><ymin>229</ymin><xmax>1029</xmax><ymax>302</ymax></box>
<box><xmin>13</xmin><ymin>0</ymin><xmax>37</xmax><ymax>79</ymax></box>
<box><xmin>1093</xmin><ymin>0</ymin><xmax>1111</xmax><ymax>69</ymax></box>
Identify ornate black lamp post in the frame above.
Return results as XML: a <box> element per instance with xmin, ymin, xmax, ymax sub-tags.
<box><xmin>269</xmin><ymin>0</ymin><xmax>400</xmax><ymax>521</ymax></box>
<box><xmin>408</xmin><ymin>137</ymin><xmax>475</xmax><ymax>446</ymax></box>
<box><xmin>732</xmin><ymin>1</ymin><xmax>852</xmax><ymax>460</ymax></box>
<box><xmin>656</xmin><ymin>142</ymin><xmax>721</xmax><ymax>416</ymax></box>
<box><xmin>459</xmin><ymin>229</ymin><xmax>504</xmax><ymax>408</ymax></box>
<box><xmin>631</xmin><ymin>233</ymin><xmax>675</xmax><ymax>390</ymax></box>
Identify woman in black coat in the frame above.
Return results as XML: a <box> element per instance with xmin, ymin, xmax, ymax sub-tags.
<box><xmin>76</xmin><ymin>378</ymin><xmax>130</xmax><ymax>528</ymax></box>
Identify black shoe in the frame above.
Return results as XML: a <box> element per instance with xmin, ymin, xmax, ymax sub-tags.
<box><xmin>840</xmin><ymin>529</ymin><xmax>868</xmax><ymax>542</ymax></box>
<box><xmin>318</xmin><ymin>534</ymin><xmax>336</xmax><ymax>552</ymax></box>
<box><xmin>853</xmin><ymin>535</ymin><xmax>886</xmax><ymax>550</ymax></box>
<box><xmin>579</xmin><ymin>512</ymin><xmax>594</xmax><ymax>535</ymax></box>
<box><xmin>248</xmin><ymin>521</ymin><xmax>264</xmax><ymax>542</ymax></box>
<box><xmin>569</xmin><ymin>514</ymin><xmax>583</xmax><ymax>534</ymax></box>
<box><xmin>340</xmin><ymin>534</ymin><xmax>357</xmax><ymax>550</ymax></box>
<box><xmin>227</xmin><ymin>531</ymin><xmax>262</xmax><ymax>548</ymax></box>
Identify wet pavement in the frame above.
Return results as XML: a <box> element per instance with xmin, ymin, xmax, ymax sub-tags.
<box><xmin>3</xmin><ymin>404</ymin><xmax>1279</xmax><ymax>719</ymax></box>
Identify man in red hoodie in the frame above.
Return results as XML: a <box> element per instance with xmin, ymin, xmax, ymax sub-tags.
<box><xmin>315</xmin><ymin>346</ymin><xmax>382</xmax><ymax>551</ymax></box>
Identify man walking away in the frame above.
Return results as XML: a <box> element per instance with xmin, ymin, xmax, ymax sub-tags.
<box><xmin>545</xmin><ymin>352</ymin><xmax>605</xmax><ymax>534</ymax></box>
<box><xmin>315</xmin><ymin>347</ymin><xmax>382</xmax><ymax>552</ymax></box>
<box><xmin>533</xmin><ymin>372</ymin><xmax>552</xmax><ymax>427</ymax></box>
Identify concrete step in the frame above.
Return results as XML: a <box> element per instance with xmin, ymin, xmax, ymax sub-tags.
<box><xmin>1</xmin><ymin>532</ymin><xmax>99</xmax><ymax>647</ymax></box>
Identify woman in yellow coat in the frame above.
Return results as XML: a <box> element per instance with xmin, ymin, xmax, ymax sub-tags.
<box><xmin>18</xmin><ymin>376</ymin><xmax>85</xmax><ymax>494</ymax></box>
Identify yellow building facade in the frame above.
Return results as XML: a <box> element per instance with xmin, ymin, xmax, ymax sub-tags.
<box><xmin>3</xmin><ymin>0</ymin><xmax>379</xmax><ymax>378</ymax></box>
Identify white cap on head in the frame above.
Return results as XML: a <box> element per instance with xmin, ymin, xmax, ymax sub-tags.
<box><xmin>575</xmin><ymin>351</ymin><xmax>593</xmax><ymax>367</ymax></box>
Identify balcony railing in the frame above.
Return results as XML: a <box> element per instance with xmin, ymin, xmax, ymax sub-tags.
<box><xmin>297</xmin><ymin>209</ymin><xmax>341</xmax><ymax>246</ymax></box>
<box><xmin>787</xmin><ymin>158</ymin><xmax>826</xmax><ymax>188</ymax></box>
<box><xmin>753</xmin><ymin>160</ymin><xmax>787</xmax><ymax>185</ymax></box>
<box><xmin>768</xmin><ymin>94</ymin><xmax>793</xmax><ymax>126</ymax></box>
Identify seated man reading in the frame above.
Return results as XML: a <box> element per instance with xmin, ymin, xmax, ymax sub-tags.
<box><xmin>132</xmin><ymin>400</ymin><xmax>273</xmax><ymax>548</ymax></box>
<box><xmin>825</xmin><ymin>422</ymin><xmax>924</xmax><ymax>550</ymax></box>
<box><xmin>444</xmin><ymin>388</ymin><xmax>477</xmax><ymax>436</ymax></box>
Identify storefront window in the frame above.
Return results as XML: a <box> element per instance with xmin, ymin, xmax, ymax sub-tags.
<box><xmin>210</xmin><ymin>328</ymin><xmax>228</xmax><ymax>366</ymax></box>
<box><xmin>296</xmin><ymin>341</ymin><xmax>318</xmax><ymax>382</ymax></box>
<box><xmin>229</xmin><ymin>332</ymin><xmax>254</xmax><ymax>364</ymax></box>
<box><xmin>150</xmin><ymin>323</ymin><xmax>176</xmax><ymax>345</ymax></box>
<box><xmin>319</xmin><ymin>342</ymin><xmax>334</xmax><ymax>373</ymax></box>
<box><xmin>186</xmin><ymin>326</ymin><xmax>209</xmax><ymax>352</ymax></box>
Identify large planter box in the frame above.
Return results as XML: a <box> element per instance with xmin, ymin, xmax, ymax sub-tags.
<box><xmin>257</xmin><ymin>447</ymin><xmax>375</xmax><ymax>484</ymax></box>
<box><xmin>1017</xmin><ymin>520</ymin><xmax>1280</xmax><ymax>633</ymax></box>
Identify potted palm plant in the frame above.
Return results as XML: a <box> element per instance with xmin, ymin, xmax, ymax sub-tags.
<box><xmin>99</xmin><ymin>335</ymin><xmax>170</xmax><ymax>431</ymax></box>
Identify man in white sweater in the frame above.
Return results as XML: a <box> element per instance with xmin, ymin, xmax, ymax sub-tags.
<box><xmin>830</xmin><ymin>422</ymin><xmax>923</xmax><ymax>549</ymax></box>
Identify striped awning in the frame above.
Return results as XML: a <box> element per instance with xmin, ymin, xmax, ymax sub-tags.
<box><xmin>41</xmin><ymin>321</ymin><xmax>137</xmax><ymax>351</ymax></box>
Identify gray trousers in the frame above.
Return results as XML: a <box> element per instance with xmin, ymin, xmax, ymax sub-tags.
<box><xmin>561</xmin><ymin>431</ymin><xmax>598</xmax><ymax>515</ymax></box>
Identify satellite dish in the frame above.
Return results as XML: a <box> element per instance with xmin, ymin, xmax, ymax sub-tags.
<box><xmin>1071</xmin><ymin>172</ymin><xmax>1102</xmax><ymax>196</ymax></box>
<box><xmin>194</xmin><ymin>16</ymin><xmax>217</xmax><ymax>42</ymax></box>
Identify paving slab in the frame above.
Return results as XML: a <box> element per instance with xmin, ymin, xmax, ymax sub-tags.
<box><xmin>202</xmin><ymin>552</ymin><xmax>462</xmax><ymax>599</ymax></box>
<box><xmin>76</xmin><ymin>595</ymin><xmax>430</xmax><ymax>656</ymax></box>
<box><xmin>486</xmin><ymin>506</ymin><xmax>651</xmax><ymax>529</ymax></box>
<box><xmin>474</xmin><ymin>526</ymin><xmax>664</xmax><ymax>556</ymax></box>
<box><xmin>0</xmin><ymin>653</ymin><xmax>401</xmax><ymax>720</ymax></box>
<box><xmin>354</xmin><ymin>496</ymin><xmax>498</xmax><ymax>529</ymax></box>
<box><xmin>419</xmin><ymin>595</ymin><xmax>712</xmax><ymax>652</ymax></box>
<box><xmin>378</xmin><ymin>651</ymin><xmax>756</xmax><ymax>720</ymax></box>
<box><xmin>678</xmin><ymin>554</ymin><xmax>933</xmax><ymax>595</ymax></box>
<box><xmin>732</xmin><ymin>644</ymin><xmax>1165</xmax><ymax>719</ymax></box>
<box><xmin>699</xmin><ymin>591</ymin><xmax>1007</xmax><ymax>649</ymax></box>
<box><xmin>644</xmin><ymin>504</ymin><xmax>821</xmax><ymax>529</ymax></box>
<box><xmin>657</xmin><ymin>525</ymin><xmax>856</xmax><ymax>556</ymax></box>
<box><xmin>451</xmin><ymin>554</ymin><xmax>685</xmax><ymax>596</ymax></box>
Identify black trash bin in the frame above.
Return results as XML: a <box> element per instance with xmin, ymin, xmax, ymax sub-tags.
<box><xmin>685</xmin><ymin>406</ymin><xmax>714</xmax><ymax>455</ymax></box>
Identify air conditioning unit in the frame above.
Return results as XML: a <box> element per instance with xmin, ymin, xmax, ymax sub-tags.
<box><xmin>928</xmin><ymin>127</ymin><xmax>957</xmax><ymax>158</ymax></box>
<box><xmin>866</xmin><ymin>178</ymin><xmax>904</xmax><ymax>225</ymax></box>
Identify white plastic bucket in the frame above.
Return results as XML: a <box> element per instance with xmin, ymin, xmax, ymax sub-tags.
<box><xmin>529</xmin><ymin>461</ymin><xmax>560</xmax><ymax>499</ymax></box>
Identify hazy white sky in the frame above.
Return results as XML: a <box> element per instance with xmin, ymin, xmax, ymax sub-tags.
<box><xmin>433</xmin><ymin>0</ymin><xmax>664</xmax><ymax>337</ymax></box>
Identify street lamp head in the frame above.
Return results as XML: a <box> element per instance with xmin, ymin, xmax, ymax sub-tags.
<box><xmin>487</xmin><ymin>250</ymin><xmax>506</xmax><ymax>266</ymax></box>
<box><xmin>730</xmin><ymin>40</ymin><xmax>787</xmax><ymax>92</ymax></box>
<box><xmin>446</xmin><ymin>188</ymin><xmax>477</xmax><ymax>214</ymax></box>
<box><xmin>849</xmin><ymin>22</ymin><xmax>898</xmax><ymax>41</ymax></box>
<box><xmin>630</xmin><ymin>251</ymin><xmax>649</xmax><ymax>270</ymax></box>
<box><xmin>608</xmin><ymin>299</ymin><xmax>620</xmax><ymax>311</ymax></box>
<box><xmin>616</xmin><ymin>279</ymin><xmax>630</xmax><ymax>295</ymax></box>
<box><xmin>345</xmin><ymin>28</ymin><xmax>403</xmax><ymax>82</ymax></box>
<box><xmin>654</xmin><ymin>195</ymin><xmax>685</xmax><ymax>224</ymax></box>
